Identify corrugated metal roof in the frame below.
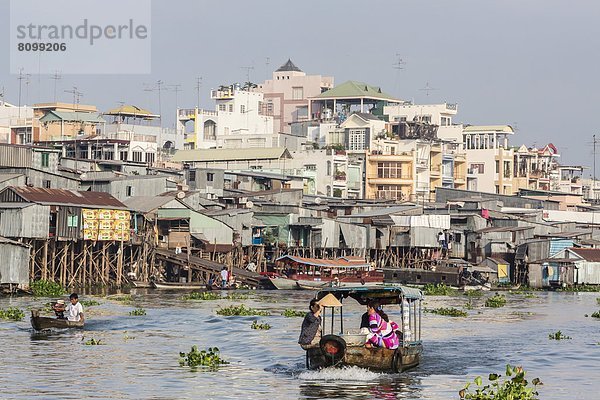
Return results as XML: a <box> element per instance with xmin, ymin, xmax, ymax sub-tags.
<box><xmin>172</xmin><ymin>147</ymin><xmax>291</xmax><ymax>163</ymax></box>
<box><xmin>0</xmin><ymin>236</ymin><xmax>30</xmax><ymax>247</ymax></box>
<box><xmin>276</xmin><ymin>255</ymin><xmax>370</xmax><ymax>268</ymax></box>
<box><xmin>476</xmin><ymin>226</ymin><xmax>533</xmax><ymax>233</ymax></box>
<box><xmin>5</xmin><ymin>186</ymin><xmax>126</xmax><ymax>209</ymax></box>
<box><xmin>0</xmin><ymin>173</ymin><xmax>25</xmax><ymax>183</ymax></box>
<box><xmin>568</xmin><ymin>248</ymin><xmax>600</xmax><ymax>262</ymax></box>
<box><xmin>39</xmin><ymin>110</ymin><xmax>105</xmax><ymax>124</ymax></box>
<box><xmin>276</xmin><ymin>59</ymin><xmax>302</xmax><ymax>72</ymax></box>
<box><xmin>123</xmin><ymin>196</ymin><xmax>176</xmax><ymax>213</ymax></box>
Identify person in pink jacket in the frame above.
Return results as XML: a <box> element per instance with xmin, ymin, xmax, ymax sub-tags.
<box><xmin>365</xmin><ymin>300</ymin><xmax>399</xmax><ymax>349</ymax></box>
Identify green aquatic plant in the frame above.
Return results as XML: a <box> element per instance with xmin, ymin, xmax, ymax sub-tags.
<box><xmin>459</xmin><ymin>365</ymin><xmax>542</xmax><ymax>400</ymax></box>
<box><xmin>129</xmin><ymin>308</ymin><xmax>146</xmax><ymax>316</ymax></box>
<box><xmin>225</xmin><ymin>293</ymin><xmax>249</xmax><ymax>300</ymax></box>
<box><xmin>548</xmin><ymin>330</ymin><xmax>571</xmax><ymax>340</ymax></box>
<box><xmin>591</xmin><ymin>311</ymin><xmax>600</xmax><ymax>319</ymax></box>
<box><xmin>109</xmin><ymin>294</ymin><xmax>133</xmax><ymax>303</ymax></box>
<box><xmin>81</xmin><ymin>300</ymin><xmax>101</xmax><ymax>307</ymax></box>
<box><xmin>84</xmin><ymin>338</ymin><xmax>103</xmax><ymax>345</ymax></box>
<box><xmin>251</xmin><ymin>320</ymin><xmax>271</xmax><ymax>330</ymax></box>
<box><xmin>523</xmin><ymin>293</ymin><xmax>537</xmax><ymax>299</ymax></box>
<box><xmin>425</xmin><ymin>307</ymin><xmax>468</xmax><ymax>317</ymax></box>
<box><xmin>596</xmin><ymin>298</ymin><xmax>600</xmax><ymax>305</ymax></box>
<box><xmin>422</xmin><ymin>283</ymin><xmax>457</xmax><ymax>296</ymax></box>
<box><xmin>181</xmin><ymin>291</ymin><xmax>221</xmax><ymax>301</ymax></box>
<box><xmin>464</xmin><ymin>290</ymin><xmax>484</xmax><ymax>297</ymax></box>
<box><xmin>464</xmin><ymin>300</ymin><xmax>475</xmax><ymax>310</ymax></box>
<box><xmin>281</xmin><ymin>309</ymin><xmax>306</xmax><ymax>318</ymax></box>
<box><xmin>216</xmin><ymin>304</ymin><xmax>270</xmax><ymax>316</ymax></box>
<box><xmin>485</xmin><ymin>294</ymin><xmax>507</xmax><ymax>308</ymax></box>
<box><xmin>30</xmin><ymin>280</ymin><xmax>65</xmax><ymax>297</ymax></box>
<box><xmin>179</xmin><ymin>346</ymin><xmax>229</xmax><ymax>369</ymax></box>
<box><xmin>559</xmin><ymin>284</ymin><xmax>600</xmax><ymax>292</ymax></box>
<box><xmin>0</xmin><ymin>307</ymin><xmax>25</xmax><ymax>321</ymax></box>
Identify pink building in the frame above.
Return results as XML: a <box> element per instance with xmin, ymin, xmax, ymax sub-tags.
<box><xmin>256</xmin><ymin>59</ymin><xmax>333</xmax><ymax>134</ymax></box>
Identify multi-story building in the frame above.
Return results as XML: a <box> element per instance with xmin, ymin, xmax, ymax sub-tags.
<box><xmin>177</xmin><ymin>84</ymin><xmax>275</xmax><ymax>150</ymax></box>
<box><xmin>255</xmin><ymin>59</ymin><xmax>333</xmax><ymax>134</ymax></box>
<box><xmin>0</xmin><ymin>101</ymin><xmax>38</xmax><ymax>144</ymax></box>
<box><xmin>462</xmin><ymin>125</ymin><xmax>515</xmax><ymax>194</ymax></box>
<box><xmin>34</xmin><ymin>102</ymin><xmax>105</xmax><ymax>141</ymax></box>
<box><xmin>512</xmin><ymin>143</ymin><xmax>559</xmax><ymax>192</ymax></box>
<box><xmin>555</xmin><ymin>166</ymin><xmax>584</xmax><ymax>195</ymax></box>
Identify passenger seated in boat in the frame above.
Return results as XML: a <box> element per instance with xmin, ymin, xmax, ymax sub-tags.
<box><xmin>66</xmin><ymin>293</ymin><xmax>84</xmax><ymax>323</ymax></box>
<box><xmin>298</xmin><ymin>299</ymin><xmax>322</xmax><ymax>349</ymax></box>
<box><xmin>52</xmin><ymin>299</ymin><xmax>66</xmax><ymax>319</ymax></box>
<box><xmin>365</xmin><ymin>300</ymin><xmax>399</xmax><ymax>350</ymax></box>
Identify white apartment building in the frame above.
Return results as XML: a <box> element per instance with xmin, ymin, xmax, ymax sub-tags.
<box><xmin>0</xmin><ymin>101</ymin><xmax>36</xmax><ymax>144</ymax></box>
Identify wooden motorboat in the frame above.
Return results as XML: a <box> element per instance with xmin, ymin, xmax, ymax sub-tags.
<box><xmin>304</xmin><ymin>286</ymin><xmax>424</xmax><ymax>373</ymax></box>
<box><xmin>30</xmin><ymin>310</ymin><xmax>84</xmax><ymax>331</ymax></box>
<box><xmin>150</xmin><ymin>281</ymin><xmax>208</xmax><ymax>290</ymax></box>
<box><xmin>267</xmin><ymin>276</ymin><xmax>299</xmax><ymax>290</ymax></box>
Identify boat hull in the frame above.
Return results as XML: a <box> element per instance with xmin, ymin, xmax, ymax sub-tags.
<box><xmin>267</xmin><ymin>276</ymin><xmax>299</xmax><ymax>290</ymax></box>
<box><xmin>151</xmin><ymin>281</ymin><xmax>208</xmax><ymax>290</ymax></box>
<box><xmin>30</xmin><ymin>310</ymin><xmax>84</xmax><ymax>331</ymax></box>
<box><xmin>306</xmin><ymin>335</ymin><xmax>422</xmax><ymax>373</ymax></box>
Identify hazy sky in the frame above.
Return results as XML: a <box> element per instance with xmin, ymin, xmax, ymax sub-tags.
<box><xmin>1</xmin><ymin>0</ymin><xmax>599</xmax><ymax>174</ymax></box>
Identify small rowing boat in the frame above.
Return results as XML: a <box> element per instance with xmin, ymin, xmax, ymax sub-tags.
<box><xmin>150</xmin><ymin>281</ymin><xmax>208</xmax><ymax>290</ymax></box>
<box><xmin>30</xmin><ymin>310</ymin><xmax>84</xmax><ymax>331</ymax></box>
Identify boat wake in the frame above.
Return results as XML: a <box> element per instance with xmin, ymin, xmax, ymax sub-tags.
<box><xmin>298</xmin><ymin>366</ymin><xmax>381</xmax><ymax>381</ymax></box>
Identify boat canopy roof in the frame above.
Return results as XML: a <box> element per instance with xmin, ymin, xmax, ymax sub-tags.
<box><xmin>315</xmin><ymin>285</ymin><xmax>424</xmax><ymax>305</ymax></box>
<box><xmin>276</xmin><ymin>255</ymin><xmax>371</xmax><ymax>269</ymax></box>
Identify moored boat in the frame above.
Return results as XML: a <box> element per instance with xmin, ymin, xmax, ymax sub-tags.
<box><xmin>150</xmin><ymin>281</ymin><xmax>208</xmax><ymax>290</ymax></box>
<box><xmin>304</xmin><ymin>286</ymin><xmax>424</xmax><ymax>373</ymax></box>
<box><xmin>30</xmin><ymin>310</ymin><xmax>84</xmax><ymax>331</ymax></box>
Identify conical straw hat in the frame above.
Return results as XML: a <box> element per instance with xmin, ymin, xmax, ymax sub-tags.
<box><xmin>318</xmin><ymin>293</ymin><xmax>342</xmax><ymax>307</ymax></box>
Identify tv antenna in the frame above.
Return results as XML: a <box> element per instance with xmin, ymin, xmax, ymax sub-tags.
<box><xmin>50</xmin><ymin>71</ymin><xmax>62</xmax><ymax>102</ymax></box>
<box><xmin>392</xmin><ymin>54</ymin><xmax>406</xmax><ymax>71</ymax></box>
<box><xmin>195</xmin><ymin>77</ymin><xmax>202</xmax><ymax>109</ymax></box>
<box><xmin>265</xmin><ymin>57</ymin><xmax>270</xmax><ymax>79</ymax></box>
<box><xmin>169</xmin><ymin>84</ymin><xmax>182</xmax><ymax>111</ymax></box>
<box><xmin>17</xmin><ymin>68</ymin><xmax>31</xmax><ymax>118</ymax></box>
<box><xmin>143</xmin><ymin>80</ymin><xmax>165</xmax><ymax>126</ymax></box>
<box><xmin>64</xmin><ymin>86</ymin><xmax>83</xmax><ymax>109</ymax></box>
<box><xmin>419</xmin><ymin>82</ymin><xmax>438</xmax><ymax>97</ymax></box>
<box><xmin>241</xmin><ymin>65</ymin><xmax>254</xmax><ymax>87</ymax></box>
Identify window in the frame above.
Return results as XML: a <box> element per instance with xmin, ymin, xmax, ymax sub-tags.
<box><xmin>495</xmin><ymin>160</ymin><xmax>500</xmax><ymax>173</ymax></box>
<box><xmin>240</xmin><ymin>105</ymin><xmax>246</xmax><ymax>113</ymax></box>
<box><xmin>327</xmin><ymin>161</ymin><xmax>331</xmax><ymax>176</ymax></box>
<box><xmin>377</xmin><ymin>162</ymin><xmax>405</xmax><ymax>179</ymax></box>
<box><xmin>207</xmin><ymin>173</ymin><xmax>214</xmax><ymax>182</ymax></box>
<box><xmin>43</xmin><ymin>180</ymin><xmax>51</xmax><ymax>188</ymax></box>
<box><xmin>188</xmin><ymin>170</ymin><xmax>196</xmax><ymax>182</ymax></box>
<box><xmin>41</xmin><ymin>152</ymin><xmax>50</xmax><ymax>168</ymax></box>
<box><xmin>267</xmin><ymin>101</ymin><xmax>274</xmax><ymax>113</ymax></box>
<box><xmin>120</xmin><ymin>151</ymin><xmax>128</xmax><ymax>161</ymax></box>
<box><xmin>67</xmin><ymin>215</ymin><xmax>78</xmax><ymax>228</ymax></box>
<box><xmin>145</xmin><ymin>153</ymin><xmax>155</xmax><ymax>164</ymax></box>
<box><xmin>132</xmin><ymin>151</ymin><xmax>143</xmax><ymax>162</ymax></box>
<box><xmin>375</xmin><ymin>184</ymin><xmax>404</xmax><ymax>200</ymax></box>
<box><xmin>126</xmin><ymin>186</ymin><xmax>134</xmax><ymax>197</ymax></box>
<box><xmin>390</xmin><ymin>147</ymin><xmax>395</xmax><ymax>155</ymax></box>
<box><xmin>218</xmin><ymin>104</ymin><xmax>227</xmax><ymax>112</ymax></box>
<box><xmin>349</xmin><ymin>129</ymin><xmax>366</xmax><ymax>151</ymax></box>
<box><xmin>305</xmin><ymin>164</ymin><xmax>316</xmax><ymax>171</ymax></box>
<box><xmin>292</xmin><ymin>86</ymin><xmax>304</xmax><ymax>100</ymax></box>
<box><xmin>228</xmin><ymin>104</ymin><xmax>233</xmax><ymax>112</ymax></box>
<box><xmin>470</xmin><ymin>163</ymin><xmax>485</xmax><ymax>174</ymax></box>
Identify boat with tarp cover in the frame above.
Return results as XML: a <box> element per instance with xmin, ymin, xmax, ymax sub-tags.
<box><xmin>305</xmin><ymin>285</ymin><xmax>424</xmax><ymax>372</ymax></box>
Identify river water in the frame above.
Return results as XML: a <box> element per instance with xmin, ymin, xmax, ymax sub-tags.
<box><xmin>1</xmin><ymin>289</ymin><xmax>599</xmax><ymax>399</ymax></box>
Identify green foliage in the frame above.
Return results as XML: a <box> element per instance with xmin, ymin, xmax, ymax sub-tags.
<box><xmin>548</xmin><ymin>330</ymin><xmax>571</xmax><ymax>340</ymax></box>
<box><xmin>559</xmin><ymin>284</ymin><xmax>600</xmax><ymax>292</ymax></box>
<box><xmin>179</xmin><ymin>346</ymin><xmax>229</xmax><ymax>370</ymax></box>
<box><xmin>84</xmin><ymin>338</ymin><xmax>103</xmax><ymax>345</ymax></box>
<box><xmin>129</xmin><ymin>308</ymin><xmax>146</xmax><ymax>316</ymax></box>
<box><xmin>591</xmin><ymin>311</ymin><xmax>600</xmax><ymax>318</ymax></box>
<box><xmin>216</xmin><ymin>304</ymin><xmax>270</xmax><ymax>316</ymax></box>
<box><xmin>425</xmin><ymin>307</ymin><xmax>468</xmax><ymax>317</ymax></box>
<box><xmin>464</xmin><ymin>300</ymin><xmax>475</xmax><ymax>310</ymax></box>
<box><xmin>485</xmin><ymin>294</ymin><xmax>507</xmax><ymax>308</ymax></box>
<box><xmin>182</xmin><ymin>291</ymin><xmax>221</xmax><ymax>301</ymax></box>
<box><xmin>423</xmin><ymin>283</ymin><xmax>457</xmax><ymax>296</ymax></box>
<box><xmin>459</xmin><ymin>364</ymin><xmax>542</xmax><ymax>400</ymax></box>
<box><xmin>281</xmin><ymin>309</ymin><xmax>306</xmax><ymax>318</ymax></box>
<box><xmin>110</xmin><ymin>294</ymin><xmax>133</xmax><ymax>303</ymax></box>
<box><xmin>251</xmin><ymin>320</ymin><xmax>271</xmax><ymax>330</ymax></box>
<box><xmin>464</xmin><ymin>290</ymin><xmax>484</xmax><ymax>297</ymax></box>
<box><xmin>81</xmin><ymin>300</ymin><xmax>101</xmax><ymax>307</ymax></box>
<box><xmin>30</xmin><ymin>280</ymin><xmax>65</xmax><ymax>297</ymax></box>
<box><xmin>523</xmin><ymin>293</ymin><xmax>537</xmax><ymax>299</ymax></box>
<box><xmin>0</xmin><ymin>307</ymin><xmax>25</xmax><ymax>321</ymax></box>
<box><xmin>596</xmin><ymin>298</ymin><xmax>600</xmax><ymax>306</ymax></box>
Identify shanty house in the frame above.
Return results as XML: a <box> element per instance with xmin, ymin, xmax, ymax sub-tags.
<box><xmin>0</xmin><ymin>236</ymin><xmax>30</xmax><ymax>289</ymax></box>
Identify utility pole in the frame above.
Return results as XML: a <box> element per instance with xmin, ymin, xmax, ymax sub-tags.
<box><xmin>17</xmin><ymin>68</ymin><xmax>30</xmax><ymax>119</ymax></box>
<box><xmin>195</xmin><ymin>77</ymin><xmax>202</xmax><ymax>110</ymax></box>
<box><xmin>240</xmin><ymin>65</ymin><xmax>254</xmax><ymax>88</ymax></box>
<box><xmin>169</xmin><ymin>84</ymin><xmax>182</xmax><ymax>112</ymax></box>
<box><xmin>593</xmin><ymin>134</ymin><xmax>597</xmax><ymax>235</ymax></box>
<box><xmin>144</xmin><ymin>80</ymin><xmax>165</xmax><ymax>160</ymax></box>
<box><xmin>50</xmin><ymin>71</ymin><xmax>62</xmax><ymax>102</ymax></box>
<box><xmin>419</xmin><ymin>82</ymin><xmax>438</xmax><ymax>97</ymax></box>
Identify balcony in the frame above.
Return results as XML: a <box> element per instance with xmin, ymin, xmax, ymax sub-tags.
<box><xmin>430</xmin><ymin>166</ymin><xmax>441</xmax><ymax>176</ymax></box>
<box><xmin>211</xmin><ymin>87</ymin><xmax>235</xmax><ymax>99</ymax></box>
<box><xmin>367</xmin><ymin>174</ymin><xmax>413</xmax><ymax>184</ymax></box>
